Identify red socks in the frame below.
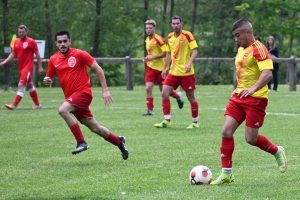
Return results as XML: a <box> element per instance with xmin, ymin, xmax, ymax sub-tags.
<box><xmin>170</xmin><ymin>90</ymin><xmax>179</xmax><ymax>99</ymax></box>
<box><xmin>254</xmin><ymin>134</ymin><xmax>278</xmax><ymax>155</ymax></box>
<box><xmin>146</xmin><ymin>97</ymin><xmax>154</xmax><ymax>111</ymax></box>
<box><xmin>105</xmin><ymin>132</ymin><xmax>121</xmax><ymax>146</ymax></box>
<box><xmin>162</xmin><ymin>99</ymin><xmax>171</xmax><ymax>121</ymax></box>
<box><xmin>29</xmin><ymin>90</ymin><xmax>40</xmax><ymax>105</ymax></box>
<box><xmin>70</xmin><ymin>123</ymin><xmax>85</xmax><ymax>142</ymax></box>
<box><xmin>220</xmin><ymin>137</ymin><xmax>234</xmax><ymax>168</ymax></box>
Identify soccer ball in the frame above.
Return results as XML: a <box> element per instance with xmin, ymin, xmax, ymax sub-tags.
<box><xmin>189</xmin><ymin>165</ymin><xmax>212</xmax><ymax>185</ymax></box>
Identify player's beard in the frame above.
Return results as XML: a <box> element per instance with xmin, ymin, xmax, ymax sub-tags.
<box><xmin>60</xmin><ymin>47</ymin><xmax>69</xmax><ymax>55</ymax></box>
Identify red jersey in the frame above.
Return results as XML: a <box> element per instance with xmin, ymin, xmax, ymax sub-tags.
<box><xmin>47</xmin><ymin>48</ymin><xmax>95</xmax><ymax>98</ymax></box>
<box><xmin>13</xmin><ymin>37</ymin><xmax>38</xmax><ymax>72</ymax></box>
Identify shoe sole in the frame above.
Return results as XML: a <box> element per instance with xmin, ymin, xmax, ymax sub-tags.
<box><xmin>72</xmin><ymin>145</ymin><xmax>89</xmax><ymax>155</ymax></box>
<box><xmin>278</xmin><ymin>146</ymin><xmax>288</xmax><ymax>172</ymax></box>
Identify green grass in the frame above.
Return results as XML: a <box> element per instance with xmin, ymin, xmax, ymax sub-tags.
<box><xmin>0</xmin><ymin>85</ymin><xmax>299</xmax><ymax>200</ymax></box>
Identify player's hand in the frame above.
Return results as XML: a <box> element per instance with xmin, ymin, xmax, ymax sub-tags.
<box><xmin>161</xmin><ymin>69</ymin><xmax>167</xmax><ymax>79</ymax></box>
<box><xmin>102</xmin><ymin>90</ymin><xmax>113</xmax><ymax>105</ymax></box>
<box><xmin>43</xmin><ymin>76</ymin><xmax>53</xmax><ymax>86</ymax></box>
<box><xmin>38</xmin><ymin>67</ymin><xmax>44</xmax><ymax>74</ymax></box>
<box><xmin>237</xmin><ymin>88</ymin><xmax>255</xmax><ymax>99</ymax></box>
<box><xmin>146</xmin><ymin>55</ymin><xmax>154</xmax><ymax>61</ymax></box>
<box><xmin>143</xmin><ymin>57</ymin><xmax>148</xmax><ymax>64</ymax></box>
<box><xmin>185</xmin><ymin>63</ymin><xmax>192</xmax><ymax>73</ymax></box>
<box><xmin>0</xmin><ymin>61</ymin><xmax>6</xmax><ymax>67</ymax></box>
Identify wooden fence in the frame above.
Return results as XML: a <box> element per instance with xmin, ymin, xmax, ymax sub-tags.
<box><xmin>1</xmin><ymin>57</ymin><xmax>298</xmax><ymax>91</ymax></box>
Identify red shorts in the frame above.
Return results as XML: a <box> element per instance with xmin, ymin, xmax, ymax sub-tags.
<box><xmin>19</xmin><ymin>71</ymin><xmax>32</xmax><ymax>85</ymax></box>
<box><xmin>65</xmin><ymin>92</ymin><xmax>93</xmax><ymax>122</ymax></box>
<box><xmin>225</xmin><ymin>93</ymin><xmax>268</xmax><ymax>128</ymax></box>
<box><xmin>145</xmin><ymin>67</ymin><xmax>164</xmax><ymax>85</ymax></box>
<box><xmin>164</xmin><ymin>74</ymin><xmax>196</xmax><ymax>91</ymax></box>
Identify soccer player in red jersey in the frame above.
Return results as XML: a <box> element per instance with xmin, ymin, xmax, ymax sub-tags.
<box><xmin>0</xmin><ymin>25</ymin><xmax>43</xmax><ymax>110</ymax></box>
<box><xmin>142</xmin><ymin>19</ymin><xmax>184</xmax><ymax>116</ymax></box>
<box><xmin>211</xmin><ymin>19</ymin><xmax>287</xmax><ymax>185</ymax></box>
<box><xmin>154</xmin><ymin>16</ymin><xmax>199</xmax><ymax>129</ymax></box>
<box><xmin>43</xmin><ymin>30</ymin><xmax>128</xmax><ymax>159</ymax></box>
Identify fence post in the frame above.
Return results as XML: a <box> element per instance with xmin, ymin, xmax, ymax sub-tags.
<box><xmin>288</xmin><ymin>58</ymin><xmax>297</xmax><ymax>91</ymax></box>
<box><xmin>232</xmin><ymin>63</ymin><xmax>237</xmax><ymax>89</ymax></box>
<box><xmin>125</xmin><ymin>56</ymin><xmax>133</xmax><ymax>90</ymax></box>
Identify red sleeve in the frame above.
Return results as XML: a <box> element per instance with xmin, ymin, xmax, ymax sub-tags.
<box><xmin>253</xmin><ymin>41</ymin><xmax>271</xmax><ymax>61</ymax></box>
<box><xmin>30</xmin><ymin>38</ymin><xmax>39</xmax><ymax>53</ymax></box>
<box><xmin>47</xmin><ymin>56</ymin><xmax>56</xmax><ymax>78</ymax></box>
<box><xmin>78</xmin><ymin>50</ymin><xmax>95</xmax><ymax>67</ymax></box>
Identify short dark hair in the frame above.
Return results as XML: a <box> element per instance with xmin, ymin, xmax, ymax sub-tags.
<box><xmin>171</xmin><ymin>15</ymin><xmax>182</xmax><ymax>23</ymax></box>
<box><xmin>55</xmin><ymin>30</ymin><xmax>70</xmax><ymax>41</ymax></box>
<box><xmin>231</xmin><ymin>19</ymin><xmax>251</xmax><ymax>32</ymax></box>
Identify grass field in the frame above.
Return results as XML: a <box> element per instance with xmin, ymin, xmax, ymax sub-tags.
<box><xmin>0</xmin><ymin>85</ymin><xmax>299</xmax><ymax>200</ymax></box>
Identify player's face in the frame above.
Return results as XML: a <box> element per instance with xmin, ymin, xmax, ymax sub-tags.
<box><xmin>232</xmin><ymin>29</ymin><xmax>250</xmax><ymax>48</ymax></box>
<box><xmin>18</xmin><ymin>28</ymin><xmax>27</xmax><ymax>39</ymax></box>
<box><xmin>56</xmin><ymin>35</ymin><xmax>71</xmax><ymax>54</ymax></box>
<box><xmin>170</xmin><ymin>19</ymin><xmax>182</xmax><ymax>34</ymax></box>
<box><xmin>145</xmin><ymin>24</ymin><xmax>155</xmax><ymax>37</ymax></box>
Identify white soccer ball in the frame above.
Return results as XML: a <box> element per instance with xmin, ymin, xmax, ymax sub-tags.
<box><xmin>189</xmin><ymin>165</ymin><xmax>212</xmax><ymax>185</ymax></box>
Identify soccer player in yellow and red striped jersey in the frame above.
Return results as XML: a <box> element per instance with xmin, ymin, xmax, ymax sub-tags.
<box><xmin>211</xmin><ymin>19</ymin><xmax>288</xmax><ymax>185</ymax></box>
<box><xmin>153</xmin><ymin>16</ymin><xmax>199</xmax><ymax>129</ymax></box>
<box><xmin>142</xmin><ymin>20</ymin><xmax>183</xmax><ymax>116</ymax></box>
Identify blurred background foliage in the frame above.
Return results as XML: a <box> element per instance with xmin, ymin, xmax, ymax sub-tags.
<box><xmin>1</xmin><ymin>0</ymin><xmax>300</xmax><ymax>87</ymax></box>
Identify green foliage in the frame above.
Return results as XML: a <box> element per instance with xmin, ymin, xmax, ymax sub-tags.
<box><xmin>0</xmin><ymin>86</ymin><xmax>299</xmax><ymax>199</ymax></box>
<box><xmin>1</xmin><ymin>0</ymin><xmax>300</xmax><ymax>86</ymax></box>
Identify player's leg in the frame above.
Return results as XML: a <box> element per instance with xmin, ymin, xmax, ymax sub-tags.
<box><xmin>26</xmin><ymin>79</ymin><xmax>42</xmax><ymax>109</ymax></box>
<box><xmin>58</xmin><ymin>101</ymin><xmax>88</xmax><ymax>154</ymax></box>
<box><xmin>82</xmin><ymin>118</ymin><xmax>128</xmax><ymax>160</ymax></box>
<box><xmin>211</xmin><ymin>115</ymin><xmax>240</xmax><ymax>185</ymax></box>
<box><xmin>245</xmin><ymin>97</ymin><xmax>287</xmax><ymax>172</ymax></box>
<box><xmin>185</xmin><ymin>90</ymin><xmax>199</xmax><ymax>129</ymax></box>
<box><xmin>180</xmin><ymin>75</ymin><xmax>198</xmax><ymax>128</ymax></box>
<box><xmin>143</xmin><ymin>81</ymin><xmax>155</xmax><ymax>116</ymax></box>
<box><xmin>5</xmin><ymin>71</ymin><xmax>27</xmax><ymax>110</ymax></box>
<box><xmin>211</xmin><ymin>95</ymin><xmax>244</xmax><ymax>185</ymax></box>
<box><xmin>154</xmin><ymin>84</ymin><xmax>173</xmax><ymax>128</ymax></box>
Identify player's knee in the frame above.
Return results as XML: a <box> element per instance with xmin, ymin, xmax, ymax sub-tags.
<box><xmin>58</xmin><ymin>106</ymin><xmax>67</xmax><ymax>116</ymax></box>
<box><xmin>221</xmin><ymin>126</ymin><xmax>234</xmax><ymax>138</ymax></box>
<box><xmin>245</xmin><ymin>135</ymin><xmax>256</xmax><ymax>145</ymax></box>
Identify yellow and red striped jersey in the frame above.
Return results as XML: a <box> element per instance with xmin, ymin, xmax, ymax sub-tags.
<box><xmin>145</xmin><ymin>34</ymin><xmax>168</xmax><ymax>71</ymax></box>
<box><xmin>234</xmin><ymin>40</ymin><xmax>273</xmax><ymax>98</ymax></box>
<box><xmin>166</xmin><ymin>30</ymin><xmax>198</xmax><ymax>76</ymax></box>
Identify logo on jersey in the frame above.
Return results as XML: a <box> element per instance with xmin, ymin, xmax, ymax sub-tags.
<box><xmin>68</xmin><ymin>56</ymin><xmax>76</xmax><ymax>68</ymax></box>
<box><xmin>243</xmin><ymin>53</ymin><xmax>249</xmax><ymax>59</ymax></box>
<box><xmin>23</xmin><ymin>42</ymin><xmax>28</xmax><ymax>49</ymax></box>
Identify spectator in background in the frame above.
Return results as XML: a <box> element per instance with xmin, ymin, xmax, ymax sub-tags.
<box><xmin>0</xmin><ymin>25</ymin><xmax>43</xmax><ymax>110</ymax></box>
<box><xmin>267</xmin><ymin>36</ymin><xmax>279</xmax><ymax>91</ymax></box>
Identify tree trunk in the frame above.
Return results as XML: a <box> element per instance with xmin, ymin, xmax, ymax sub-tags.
<box><xmin>170</xmin><ymin>0</ymin><xmax>174</xmax><ymax>19</ymax></box>
<box><xmin>92</xmin><ymin>0</ymin><xmax>101</xmax><ymax>57</ymax></box>
<box><xmin>2</xmin><ymin>0</ymin><xmax>10</xmax><ymax>88</ymax></box>
<box><xmin>190</xmin><ymin>0</ymin><xmax>198</xmax><ymax>33</ymax></box>
<box><xmin>161</xmin><ymin>0</ymin><xmax>168</xmax><ymax>38</ymax></box>
<box><xmin>143</xmin><ymin>0</ymin><xmax>148</xmax><ymax>58</ymax></box>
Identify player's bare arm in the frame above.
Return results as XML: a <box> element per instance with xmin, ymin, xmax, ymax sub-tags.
<box><xmin>146</xmin><ymin>52</ymin><xmax>167</xmax><ymax>61</ymax></box>
<box><xmin>185</xmin><ymin>48</ymin><xmax>198</xmax><ymax>73</ymax></box>
<box><xmin>35</xmin><ymin>51</ymin><xmax>44</xmax><ymax>74</ymax></box>
<box><xmin>161</xmin><ymin>52</ymin><xmax>171</xmax><ymax>79</ymax></box>
<box><xmin>0</xmin><ymin>52</ymin><xmax>16</xmax><ymax>67</ymax></box>
<box><xmin>238</xmin><ymin>69</ymin><xmax>272</xmax><ymax>99</ymax></box>
<box><xmin>90</xmin><ymin>61</ymin><xmax>113</xmax><ymax>105</ymax></box>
